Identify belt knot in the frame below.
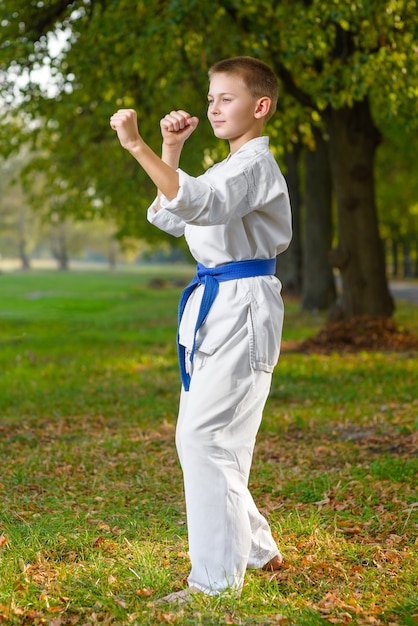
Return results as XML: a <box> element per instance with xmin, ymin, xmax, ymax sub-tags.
<box><xmin>177</xmin><ymin>258</ymin><xmax>276</xmax><ymax>391</ymax></box>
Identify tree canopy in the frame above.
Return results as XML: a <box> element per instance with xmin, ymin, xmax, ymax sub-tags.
<box><xmin>1</xmin><ymin>1</ymin><xmax>414</xmax><ymax>221</ymax></box>
<box><xmin>1</xmin><ymin>0</ymin><xmax>417</xmax><ymax>314</ymax></box>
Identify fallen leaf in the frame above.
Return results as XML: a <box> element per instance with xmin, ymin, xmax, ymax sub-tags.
<box><xmin>136</xmin><ymin>588</ymin><xmax>152</xmax><ymax>597</ymax></box>
<box><xmin>93</xmin><ymin>536</ymin><xmax>105</xmax><ymax>548</ymax></box>
<box><xmin>296</xmin><ymin>315</ymin><xmax>418</xmax><ymax>354</ymax></box>
<box><xmin>114</xmin><ymin>597</ymin><xmax>128</xmax><ymax>609</ymax></box>
<box><xmin>48</xmin><ymin>606</ymin><xmax>64</xmax><ymax>613</ymax></box>
<box><xmin>272</xmin><ymin>616</ymin><xmax>290</xmax><ymax>625</ymax></box>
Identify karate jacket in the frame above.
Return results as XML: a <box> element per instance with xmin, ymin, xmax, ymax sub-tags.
<box><xmin>147</xmin><ymin>136</ymin><xmax>292</xmax><ymax>375</ymax></box>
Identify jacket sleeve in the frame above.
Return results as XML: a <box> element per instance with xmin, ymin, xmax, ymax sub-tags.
<box><xmin>158</xmin><ymin>167</ymin><xmax>250</xmax><ymax>226</ymax></box>
<box><xmin>147</xmin><ymin>197</ymin><xmax>186</xmax><ymax>237</ymax></box>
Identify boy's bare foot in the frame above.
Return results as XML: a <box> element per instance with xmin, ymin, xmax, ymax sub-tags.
<box><xmin>262</xmin><ymin>554</ymin><xmax>283</xmax><ymax>571</ymax></box>
<box><xmin>157</xmin><ymin>586</ymin><xmax>202</xmax><ymax>604</ymax></box>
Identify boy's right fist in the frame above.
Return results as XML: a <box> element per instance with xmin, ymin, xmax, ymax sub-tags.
<box><xmin>160</xmin><ymin>110</ymin><xmax>199</xmax><ymax>146</ymax></box>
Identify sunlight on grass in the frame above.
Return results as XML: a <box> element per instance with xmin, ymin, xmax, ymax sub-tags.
<box><xmin>0</xmin><ymin>270</ymin><xmax>417</xmax><ymax>625</ymax></box>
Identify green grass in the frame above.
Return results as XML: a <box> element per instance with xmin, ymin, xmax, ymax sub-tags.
<box><xmin>0</xmin><ymin>269</ymin><xmax>417</xmax><ymax>625</ymax></box>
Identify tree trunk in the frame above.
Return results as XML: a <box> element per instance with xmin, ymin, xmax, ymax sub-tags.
<box><xmin>51</xmin><ymin>223</ymin><xmax>69</xmax><ymax>270</ymax></box>
<box><xmin>326</xmin><ymin>98</ymin><xmax>394</xmax><ymax>317</ymax></box>
<box><xmin>18</xmin><ymin>204</ymin><xmax>31</xmax><ymax>270</ymax></box>
<box><xmin>301</xmin><ymin>128</ymin><xmax>336</xmax><ymax>311</ymax></box>
<box><xmin>108</xmin><ymin>237</ymin><xmax>118</xmax><ymax>270</ymax></box>
<box><xmin>277</xmin><ymin>144</ymin><xmax>302</xmax><ymax>296</ymax></box>
<box><xmin>391</xmin><ymin>239</ymin><xmax>399</xmax><ymax>277</ymax></box>
<box><xmin>18</xmin><ymin>238</ymin><xmax>31</xmax><ymax>270</ymax></box>
<box><xmin>403</xmin><ymin>242</ymin><xmax>412</xmax><ymax>278</ymax></box>
<box><xmin>414</xmin><ymin>240</ymin><xmax>418</xmax><ymax>278</ymax></box>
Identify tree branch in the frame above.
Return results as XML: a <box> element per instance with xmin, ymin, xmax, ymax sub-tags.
<box><xmin>25</xmin><ymin>0</ymin><xmax>78</xmax><ymax>41</ymax></box>
<box><xmin>219</xmin><ymin>0</ymin><xmax>317</xmax><ymax>111</ymax></box>
<box><xmin>270</xmin><ymin>52</ymin><xmax>318</xmax><ymax>111</ymax></box>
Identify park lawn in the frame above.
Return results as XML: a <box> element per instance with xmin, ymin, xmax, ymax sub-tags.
<box><xmin>0</xmin><ymin>269</ymin><xmax>416</xmax><ymax>626</ymax></box>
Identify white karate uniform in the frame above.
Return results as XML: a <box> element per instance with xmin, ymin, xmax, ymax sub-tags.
<box><xmin>147</xmin><ymin>136</ymin><xmax>292</xmax><ymax>594</ymax></box>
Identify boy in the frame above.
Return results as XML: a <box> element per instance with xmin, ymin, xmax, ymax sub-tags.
<box><xmin>110</xmin><ymin>56</ymin><xmax>292</xmax><ymax>601</ymax></box>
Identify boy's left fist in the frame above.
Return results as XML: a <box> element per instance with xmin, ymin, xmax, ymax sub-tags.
<box><xmin>110</xmin><ymin>109</ymin><xmax>142</xmax><ymax>150</ymax></box>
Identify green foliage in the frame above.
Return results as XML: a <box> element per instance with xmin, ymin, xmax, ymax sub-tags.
<box><xmin>268</xmin><ymin>0</ymin><xmax>418</xmax><ymax>117</ymax></box>
<box><xmin>1</xmin><ymin>0</ymin><xmax>417</xmax><ymax>240</ymax></box>
<box><xmin>376</xmin><ymin>119</ymin><xmax>418</xmax><ymax>243</ymax></box>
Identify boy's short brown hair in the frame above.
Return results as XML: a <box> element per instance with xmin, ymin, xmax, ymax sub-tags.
<box><xmin>208</xmin><ymin>56</ymin><xmax>279</xmax><ymax>121</ymax></box>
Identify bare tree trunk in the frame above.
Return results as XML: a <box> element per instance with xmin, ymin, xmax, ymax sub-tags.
<box><xmin>108</xmin><ymin>237</ymin><xmax>118</xmax><ymax>270</ymax></box>
<box><xmin>326</xmin><ymin>98</ymin><xmax>394</xmax><ymax>317</ymax></box>
<box><xmin>17</xmin><ymin>204</ymin><xmax>31</xmax><ymax>270</ymax></box>
<box><xmin>403</xmin><ymin>242</ymin><xmax>412</xmax><ymax>278</ymax></box>
<box><xmin>302</xmin><ymin>128</ymin><xmax>336</xmax><ymax>311</ymax></box>
<box><xmin>51</xmin><ymin>223</ymin><xmax>69</xmax><ymax>270</ymax></box>
<box><xmin>18</xmin><ymin>238</ymin><xmax>31</xmax><ymax>270</ymax></box>
<box><xmin>414</xmin><ymin>240</ymin><xmax>418</xmax><ymax>278</ymax></box>
<box><xmin>391</xmin><ymin>240</ymin><xmax>399</xmax><ymax>277</ymax></box>
<box><xmin>277</xmin><ymin>144</ymin><xmax>302</xmax><ymax>296</ymax></box>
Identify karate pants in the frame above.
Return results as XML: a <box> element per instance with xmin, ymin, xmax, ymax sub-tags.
<box><xmin>175</xmin><ymin>323</ymin><xmax>280</xmax><ymax>595</ymax></box>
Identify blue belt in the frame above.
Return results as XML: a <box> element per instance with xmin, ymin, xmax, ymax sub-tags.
<box><xmin>177</xmin><ymin>258</ymin><xmax>276</xmax><ymax>391</ymax></box>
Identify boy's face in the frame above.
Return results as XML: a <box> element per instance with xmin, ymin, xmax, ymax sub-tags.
<box><xmin>207</xmin><ymin>73</ymin><xmax>263</xmax><ymax>151</ymax></box>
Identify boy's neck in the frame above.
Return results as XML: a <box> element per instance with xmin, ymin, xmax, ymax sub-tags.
<box><xmin>229</xmin><ymin>130</ymin><xmax>264</xmax><ymax>155</ymax></box>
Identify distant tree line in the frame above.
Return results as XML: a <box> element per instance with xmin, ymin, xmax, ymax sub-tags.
<box><xmin>0</xmin><ymin>0</ymin><xmax>417</xmax><ymax>317</ymax></box>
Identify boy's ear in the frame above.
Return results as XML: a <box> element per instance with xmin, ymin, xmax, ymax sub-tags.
<box><xmin>254</xmin><ymin>97</ymin><xmax>271</xmax><ymax>119</ymax></box>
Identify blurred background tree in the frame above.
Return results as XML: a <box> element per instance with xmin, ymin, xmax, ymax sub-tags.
<box><xmin>0</xmin><ymin>0</ymin><xmax>417</xmax><ymax>318</ymax></box>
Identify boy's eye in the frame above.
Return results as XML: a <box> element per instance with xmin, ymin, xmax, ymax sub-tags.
<box><xmin>207</xmin><ymin>98</ymin><xmax>231</xmax><ymax>106</ymax></box>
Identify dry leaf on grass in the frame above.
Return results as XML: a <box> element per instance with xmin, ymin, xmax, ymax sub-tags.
<box><xmin>289</xmin><ymin>316</ymin><xmax>418</xmax><ymax>354</ymax></box>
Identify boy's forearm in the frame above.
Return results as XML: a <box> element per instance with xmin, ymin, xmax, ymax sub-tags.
<box><xmin>110</xmin><ymin>108</ymin><xmax>197</xmax><ymax>211</ymax></box>
<box><xmin>161</xmin><ymin>142</ymin><xmax>182</xmax><ymax>170</ymax></box>
<box><xmin>127</xmin><ymin>139</ymin><xmax>180</xmax><ymax>201</ymax></box>
<box><xmin>155</xmin><ymin>143</ymin><xmax>183</xmax><ymax>210</ymax></box>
